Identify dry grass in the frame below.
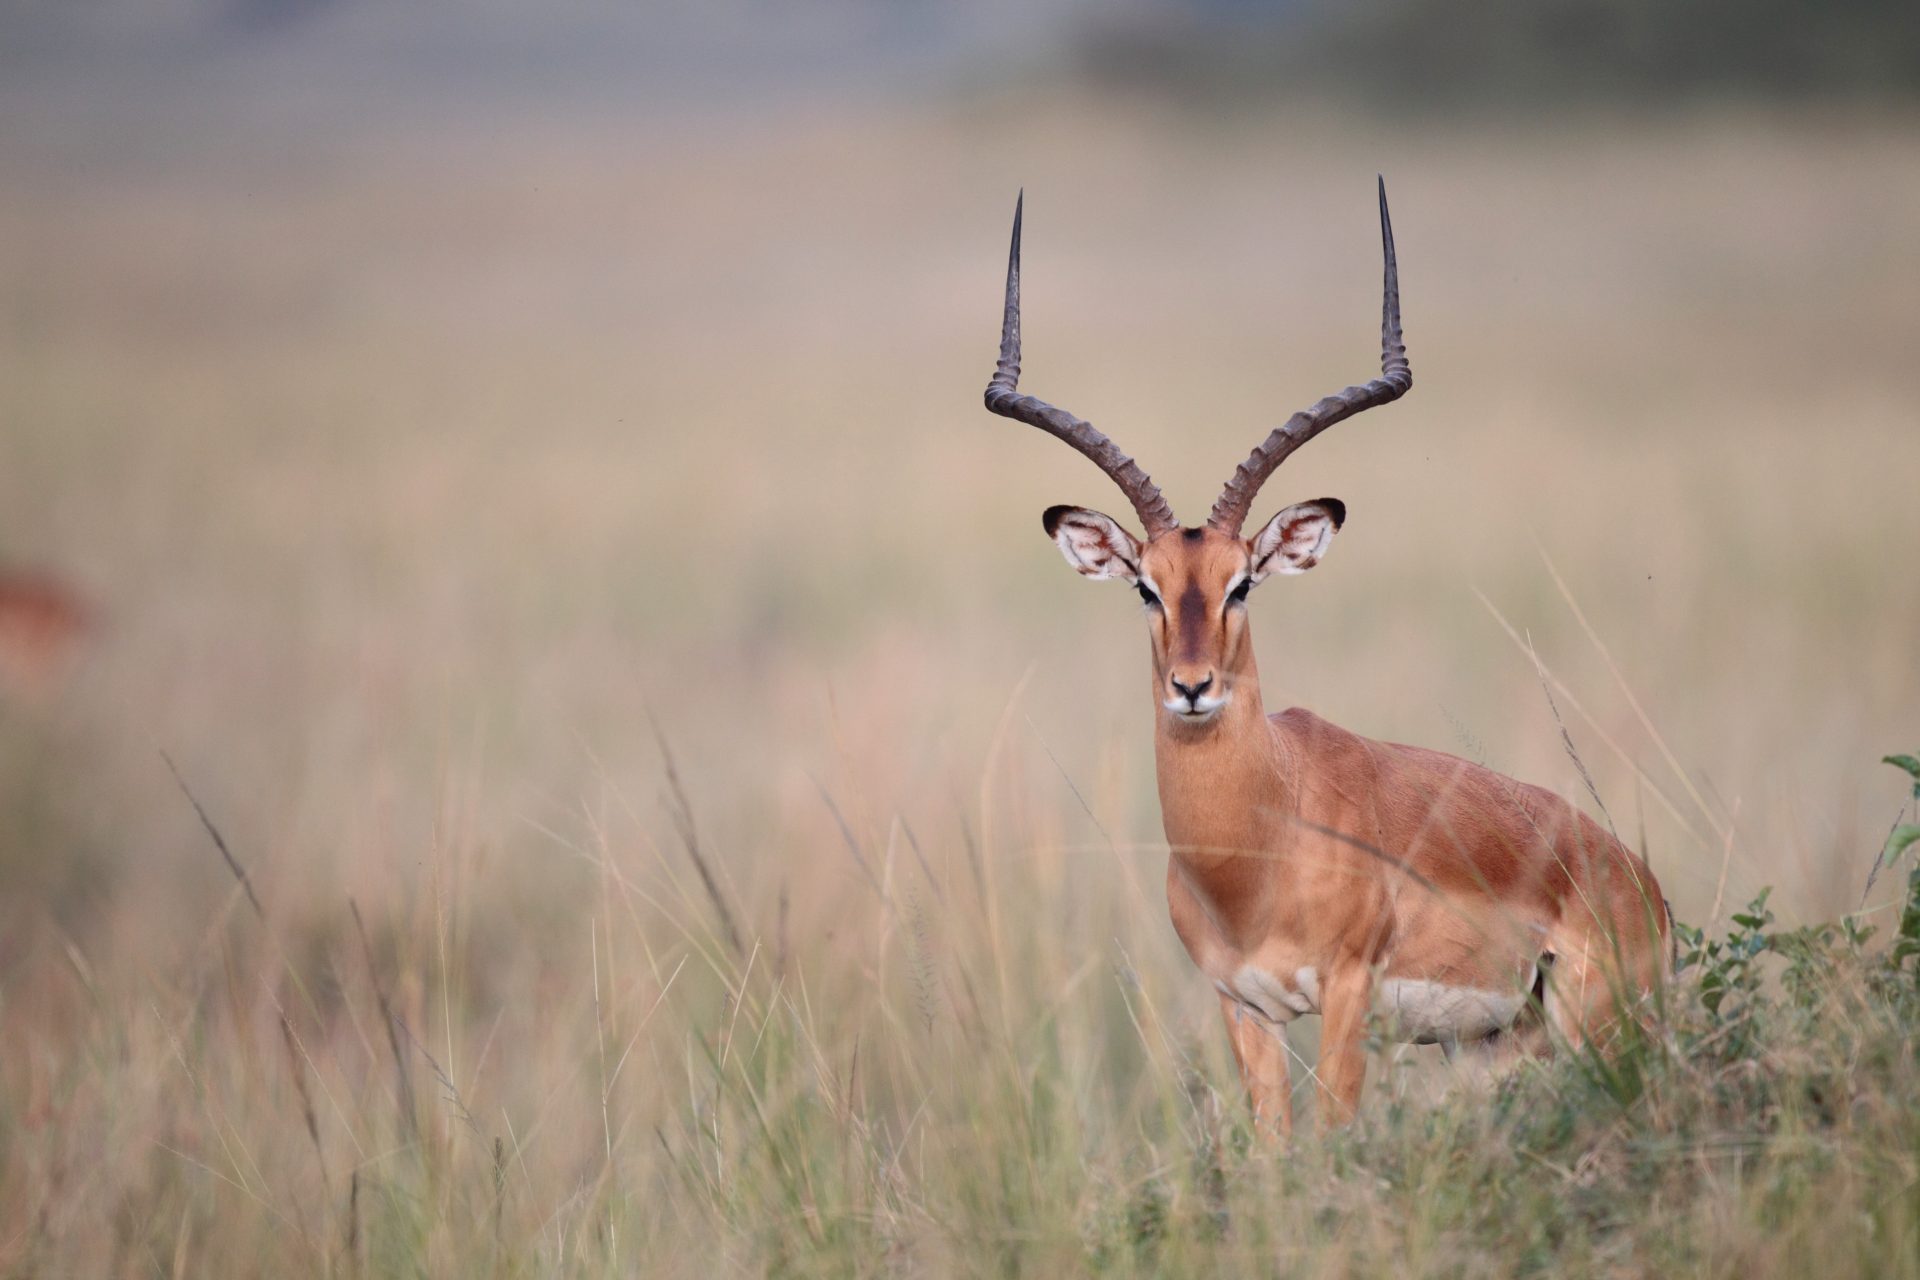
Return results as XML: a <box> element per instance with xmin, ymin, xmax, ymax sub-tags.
<box><xmin>1</xmin><ymin>90</ymin><xmax>1917</xmax><ymax>1275</ymax></box>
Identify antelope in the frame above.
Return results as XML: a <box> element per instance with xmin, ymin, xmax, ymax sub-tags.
<box><xmin>983</xmin><ymin>182</ymin><xmax>1668</xmax><ymax>1133</ymax></box>
<box><xmin>0</xmin><ymin>571</ymin><xmax>91</xmax><ymax>702</ymax></box>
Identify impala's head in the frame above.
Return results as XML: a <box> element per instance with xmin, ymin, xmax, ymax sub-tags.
<box><xmin>1041</xmin><ymin>502</ymin><xmax>1344</xmax><ymax>725</ymax></box>
<box><xmin>983</xmin><ymin>181</ymin><xmax>1410</xmax><ymax>730</ymax></box>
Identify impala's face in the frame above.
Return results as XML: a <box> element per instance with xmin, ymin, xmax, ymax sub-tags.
<box><xmin>1044</xmin><ymin>499</ymin><xmax>1345</xmax><ymax>728</ymax></box>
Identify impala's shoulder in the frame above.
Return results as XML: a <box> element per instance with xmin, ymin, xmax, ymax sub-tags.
<box><xmin>1271</xmin><ymin>708</ymin><xmax>1497</xmax><ymax>786</ymax></box>
<box><xmin>1267</xmin><ymin>704</ymin><xmax>1330</xmax><ymax>736</ymax></box>
<box><xmin>1266</xmin><ymin>706</ymin><xmax>1372</xmax><ymax>759</ymax></box>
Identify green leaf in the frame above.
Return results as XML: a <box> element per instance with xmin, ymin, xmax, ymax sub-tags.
<box><xmin>1882</xmin><ymin>823</ymin><xmax>1920</xmax><ymax>870</ymax></box>
<box><xmin>1884</xmin><ymin>754</ymin><xmax>1920</xmax><ymax>783</ymax></box>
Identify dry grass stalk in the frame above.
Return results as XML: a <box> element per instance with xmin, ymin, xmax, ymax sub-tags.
<box><xmin>349</xmin><ymin>897</ymin><xmax>419</xmax><ymax>1139</ymax></box>
<box><xmin>161</xmin><ymin>749</ymin><xmax>265</xmax><ymax>922</ymax></box>
<box><xmin>647</xmin><ymin>713</ymin><xmax>747</xmax><ymax>960</ymax></box>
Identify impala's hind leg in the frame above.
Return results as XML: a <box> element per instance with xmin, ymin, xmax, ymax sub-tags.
<box><xmin>1493</xmin><ymin>955</ymin><xmax>1555</xmax><ymax>1059</ymax></box>
<box><xmin>1540</xmin><ymin>926</ymin><xmax>1648</xmax><ymax>1050</ymax></box>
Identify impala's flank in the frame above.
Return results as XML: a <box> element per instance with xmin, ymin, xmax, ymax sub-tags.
<box><xmin>983</xmin><ymin>182</ymin><xmax>1669</xmax><ymax>1134</ymax></box>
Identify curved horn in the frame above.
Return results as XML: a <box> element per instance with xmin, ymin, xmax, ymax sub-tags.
<box><xmin>1207</xmin><ymin>177</ymin><xmax>1412</xmax><ymax>536</ymax></box>
<box><xmin>984</xmin><ymin>192</ymin><xmax>1179</xmax><ymax>539</ymax></box>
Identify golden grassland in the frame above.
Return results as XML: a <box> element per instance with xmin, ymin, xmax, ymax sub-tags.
<box><xmin>1</xmin><ymin>94</ymin><xmax>1918</xmax><ymax>1275</ymax></box>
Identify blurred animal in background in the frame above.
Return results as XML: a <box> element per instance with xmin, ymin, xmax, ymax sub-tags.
<box><xmin>0</xmin><ymin>570</ymin><xmax>93</xmax><ymax>703</ymax></box>
<box><xmin>983</xmin><ymin>181</ymin><xmax>1669</xmax><ymax>1135</ymax></box>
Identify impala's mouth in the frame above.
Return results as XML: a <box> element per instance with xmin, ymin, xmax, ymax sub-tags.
<box><xmin>1165</xmin><ymin>693</ymin><xmax>1229</xmax><ymax>724</ymax></box>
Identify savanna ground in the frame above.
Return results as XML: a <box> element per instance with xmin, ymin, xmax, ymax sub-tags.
<box><xmin>2</xmin><ymin>89</ymin><xmax>1919</xmax><ymax>1275</ymax></box>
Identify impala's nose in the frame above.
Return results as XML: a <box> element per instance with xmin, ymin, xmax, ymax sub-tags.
<box><xmin>1169</xmin><ymin>672</ymin><xmax>1214</xmax><ymax>709</ymax></box>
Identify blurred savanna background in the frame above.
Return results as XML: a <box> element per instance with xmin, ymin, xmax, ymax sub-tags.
<box><xmin>2</xmin><ymin>2</ymin><xmax>1918</xmax><ymax>1275</ymax></box>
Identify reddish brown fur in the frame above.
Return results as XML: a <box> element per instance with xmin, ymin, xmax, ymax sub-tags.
<box><xmin>0</xmin><ymin>572</ymin><xmax>92</xmax><ymax>701</ymax></box>
<box><xmin>1132</xmin><ymin>526</ymin><xmax>1667</xmax><ymax>1134</ymax></box>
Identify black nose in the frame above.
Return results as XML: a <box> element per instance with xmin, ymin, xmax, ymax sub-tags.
<box><xmin>1170</xmin><ymin>673</ymin><xmax>1213</xmax><ymax>704</ymax></box>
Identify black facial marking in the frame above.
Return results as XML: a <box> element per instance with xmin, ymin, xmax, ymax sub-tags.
<box><xmin>1176</xmin><ymin>580</ymin><xmax>1209</xmax><ymax>663</ymax></box>
<box><xmin>1181</xmin><ymin>527</ymin><xmax>1205</xmax><ymax>542</ymax></box>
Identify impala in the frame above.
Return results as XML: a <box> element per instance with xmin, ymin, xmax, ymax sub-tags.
<box><xmin>983</xmin><ymin>182</ymin><xmax>1669</xmax><ymax>1133</ymax></box>
<box><xmin>0</xmin><ymin>570</ymin><xmax>91</xmax><ymax>702</ymax></box>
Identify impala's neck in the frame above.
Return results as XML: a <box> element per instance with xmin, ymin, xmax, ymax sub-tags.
<box><xmin>1151</xmin><ymin>650</ymin><xmax>1295</xmax><ymax>873</ymax></box>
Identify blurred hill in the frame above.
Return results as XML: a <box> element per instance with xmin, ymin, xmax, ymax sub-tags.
<box><xmin>1075</xmin><ymin>0</ymin><xmax>1920</xmax><ymax>107</ymax></box>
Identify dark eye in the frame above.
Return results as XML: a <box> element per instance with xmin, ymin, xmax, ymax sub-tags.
<box><xmin>1137</xmin><ymin>584</ymin><xmax>1160</xmax><ymax>609</ymax></box>
<box><xmin>1227</xmin><ymin>577</ymin><xmax>1252</xmax><ymax>605</ymax></box>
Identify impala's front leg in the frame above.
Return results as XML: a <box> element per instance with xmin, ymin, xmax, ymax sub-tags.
<box><xmin>1218</xmin><ymin>993</ymin><xmax>1292</xmax><ymax>1138</ymax></box>
<box><xmin>1315</xmin><ymin>964</ymin><xmax>1374</xmax><ymax>1128</ymax></box>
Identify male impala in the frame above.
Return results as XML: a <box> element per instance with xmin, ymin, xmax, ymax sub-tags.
<box><xmin>984</xmin><ymin>182</ymin><xmax>1668</xmax><ymax>1132</ymax></box>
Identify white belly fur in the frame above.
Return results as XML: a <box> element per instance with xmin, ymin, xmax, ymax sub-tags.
<box><xmin>1377</xmin><ymin>978</ymin><xmax>1528</xmax><ymax>1044</ymax></box>
<box><xmin>1218</xmin><ymin>965</ymin><xmax>1531</xmax><ymax>1043</ymax></box>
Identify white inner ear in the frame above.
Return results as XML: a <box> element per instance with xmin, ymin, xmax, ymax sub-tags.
<box><xmin>1250</xmin><ymin>503</ymin><xmax>1339</xmax><ymax>579</ymax></box>
<box><xmin>1051</xmin><ymin>510</ymin><xmax>1140</xmax><ymax>582</ymax></box>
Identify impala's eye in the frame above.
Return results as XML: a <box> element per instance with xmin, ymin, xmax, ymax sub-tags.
<box><xmin>1137</xmin><ymin>584</ymin><xmax>1160</xmax><ymax>609</ymax></box>
<box><xmin>1227</xmin><ymin>577</ymin><xmax>1253</xmax><ymax>606</ymax></box>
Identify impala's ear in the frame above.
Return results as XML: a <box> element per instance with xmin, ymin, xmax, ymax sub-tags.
<box><xmin>1042</xmin><ymin>505</ymin><xmax>1142</xmax><ymax>583</ymax></box>
<box><xmin>1249</xmin><ymin>498</ymin><xmax>1346</xmax><ymax>580</ymax></box>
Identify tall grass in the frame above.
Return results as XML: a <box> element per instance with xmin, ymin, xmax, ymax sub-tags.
<box><xmin>4</xmin><ymin>739</ymin><xmax>1917</xmax><ymax>1275</ymax></box>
